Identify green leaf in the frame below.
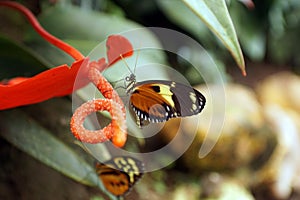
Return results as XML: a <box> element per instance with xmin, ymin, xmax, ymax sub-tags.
<box><xmin>181</xmin><ymin>0</ymin><xmax>246</xmax><ymax>75</ymax></box>
<box><xmin>0</xmin><ymin>35</ymin><xmax>49</xmax><ymax>79</ymax></box>
<box><xmin>228</xmin><ymin>1</ymin><xmax>266</xmax><ymax>61</ymax></box>
<box><xmin>157</xmin><ymin>0</ymin><xmax>228</xmax><ymax>83</ymax></box>
<box><xmin>157</xmin><ymin>0</ymin><xmax>214</xmax><ymax>48</ymax></box>
<box><xmin>0</xmin><ymin>109</ymin><xmax>99</xmax><ymax>187</ymax></box>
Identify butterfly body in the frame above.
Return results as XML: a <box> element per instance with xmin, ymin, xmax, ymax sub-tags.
<box><xmin>126</xmin><ymin>77</ymin><xmax>206</xmax><ymax>127</ymax></box>
<box><xmin>96</xmin><ymin>156</ymin><xmax>144</xmax><ymax>197</ymax></box>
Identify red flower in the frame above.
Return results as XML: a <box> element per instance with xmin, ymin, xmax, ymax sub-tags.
<box><xmin>0</xmin><ymin>1</ymin><xmax>133</xmax><ymax>147</ymax></box>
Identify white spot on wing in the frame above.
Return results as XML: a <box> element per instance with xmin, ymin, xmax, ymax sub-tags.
<box><xmin>189</xmin><ymin>92</ymin><xmax>197</xmax><ymax>103</ymax></box>
<box><xmin>192</xmin><ymin>104</ymin><xmax>197</xmax><ymax>111</ymax></box>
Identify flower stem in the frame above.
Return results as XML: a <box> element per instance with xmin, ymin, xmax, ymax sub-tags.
<box><xmin>0</xmin><ymin>1</ymin><xmax>84</xmax><ymax>61</ymax></box>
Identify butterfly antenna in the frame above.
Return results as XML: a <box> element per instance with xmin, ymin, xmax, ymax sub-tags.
<box><xmin>120</xmin><ymin>54</ymin><xmax>134</xmax><ymax>75</ymax></box>
<box><xmin>133</xmin><ymin>47</ymin><xmax>140</xmax><ymax>74</ymax></box>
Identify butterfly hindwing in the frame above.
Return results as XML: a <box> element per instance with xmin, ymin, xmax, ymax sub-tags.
<box><xmin>96</xmin><ymin>164</ymin><xmax>130</xmax><ymax>197</ymax></box>
<box><xmin>129</xmin><ymin>80</ymin><xmax>206</xmax><ymax>127</ymax></box>
<box><xmin>96</xmin><ymin>156</ymin><xmax>144</xmax><ymax>197</ymax></box>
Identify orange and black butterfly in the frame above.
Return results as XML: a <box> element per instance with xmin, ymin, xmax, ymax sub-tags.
<box><xmin>96</xmin><ymin>156</ymin><xmax>144</xmax><ymax>198</ymax></box>
<box><xmin>107</xmin><ymin>36</ymin><xmax>206</xmax><ymax>127</ymax></box>
<box><xmin>125</xmin><ymin>73</ymin><xmax>206</xmax><ymax>127</ymax></box>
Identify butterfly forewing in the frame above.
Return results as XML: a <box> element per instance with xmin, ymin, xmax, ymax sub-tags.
<box><xmin>171</xmin><ymin>85</ymin><xmax>206</xmax><ymax>116</ymax></box>
<box><xmin>130</xmin><ymin>83</ymin><xmax>176</xmax><ymax>120</ymax></box>
<box><xmin>96</xmin><ymin>156</ymin><xmax>144</xmax><ymax>197</ymax></box>
<box><xmin>129</xmin><ymin>80</ymin><xmax>206</xmax><ymax>127</ymax></box>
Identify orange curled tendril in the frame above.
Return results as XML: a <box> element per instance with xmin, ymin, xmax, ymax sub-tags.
<box><xmin>70</xmin><ymin>36</ymin><xmax>133</xmax><ymax>148</ymax></box>
<box><xmin>70</xmin><ymin>59</ymin><xmax>127</xmax><ymax>147</ymax></box>
<box><xmin>70</xmin><ymin>99</ymin><xmax>126</xmax><ymax>147</ymax></box>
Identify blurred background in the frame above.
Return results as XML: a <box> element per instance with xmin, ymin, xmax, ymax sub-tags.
<box><xmin>1</xmin><ymin>0</ymin><xmax>300</xmax><ymax>199</ymax></box>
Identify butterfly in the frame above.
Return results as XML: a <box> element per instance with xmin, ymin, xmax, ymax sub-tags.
<box><xmin>95</xmin><ymin>156</ymin><xmax>144</xmax><ymax>197</ymax></box>
<box><xmin>125</xmin><ymin>73</ymin><xmax>206</xmax><ymax>127</ymax></box>
<box><xmin>106</xmin><ymin>35</ymin><xmax>206</xmax><ymax>127</ymax></box>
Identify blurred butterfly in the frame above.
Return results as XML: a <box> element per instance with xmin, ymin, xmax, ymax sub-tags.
<box><xmin>96</xmin><ymin>156</ymin><xmax>144</xmax><ymax>197</ymax></box>
<box><xmin>106</xmin><ymin>35</ymin><xmax>206</xmax><ymax>127</ymax></box>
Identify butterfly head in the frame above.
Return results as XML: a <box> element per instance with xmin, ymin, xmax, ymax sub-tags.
<box><xmin>125</xmin><ymin>73</ymin><xmax>137</xmax><ymax>93</ymax></box>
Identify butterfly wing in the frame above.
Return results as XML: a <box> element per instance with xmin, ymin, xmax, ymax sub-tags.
<box><xmin>96</xmin><ymin>156</ymin><xmax>144</xmax><ymax>197</ymax></box>
<box><xmin>130</xmin><ymin>80</ymin><xmax>206</xmax><ymax>127</ymax></box>
<box><xmin>96</xmin><ymin>163</ymin><xmax>130</xmax><ymax>196</ymax></box>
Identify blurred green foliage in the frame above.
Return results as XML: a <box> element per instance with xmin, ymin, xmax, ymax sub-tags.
<box><xmin>228</xmin><ymin>0</ymin><xmax>300</xmax><ymax>70</ymax></box>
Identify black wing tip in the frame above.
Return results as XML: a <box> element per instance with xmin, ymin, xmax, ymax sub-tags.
<box><xmin>192</xmin><ymin>88</ymin><xmax>206</xmax><ymax>112</ymax></box>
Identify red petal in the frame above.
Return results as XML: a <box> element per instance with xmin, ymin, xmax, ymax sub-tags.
<box><xmin>0</xmin><ymin>58</ymin><xmax>94</xmax><ymax>110</ymax></box>
<box><xmin>2</xmin><ymin>77</ymin><xmax>28</xmax><ymax>85</ymax></box>
<box><xmin>106</xmin><ymin>35</ymin><xmax>133</xmax><ymax>66</ymax></box>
